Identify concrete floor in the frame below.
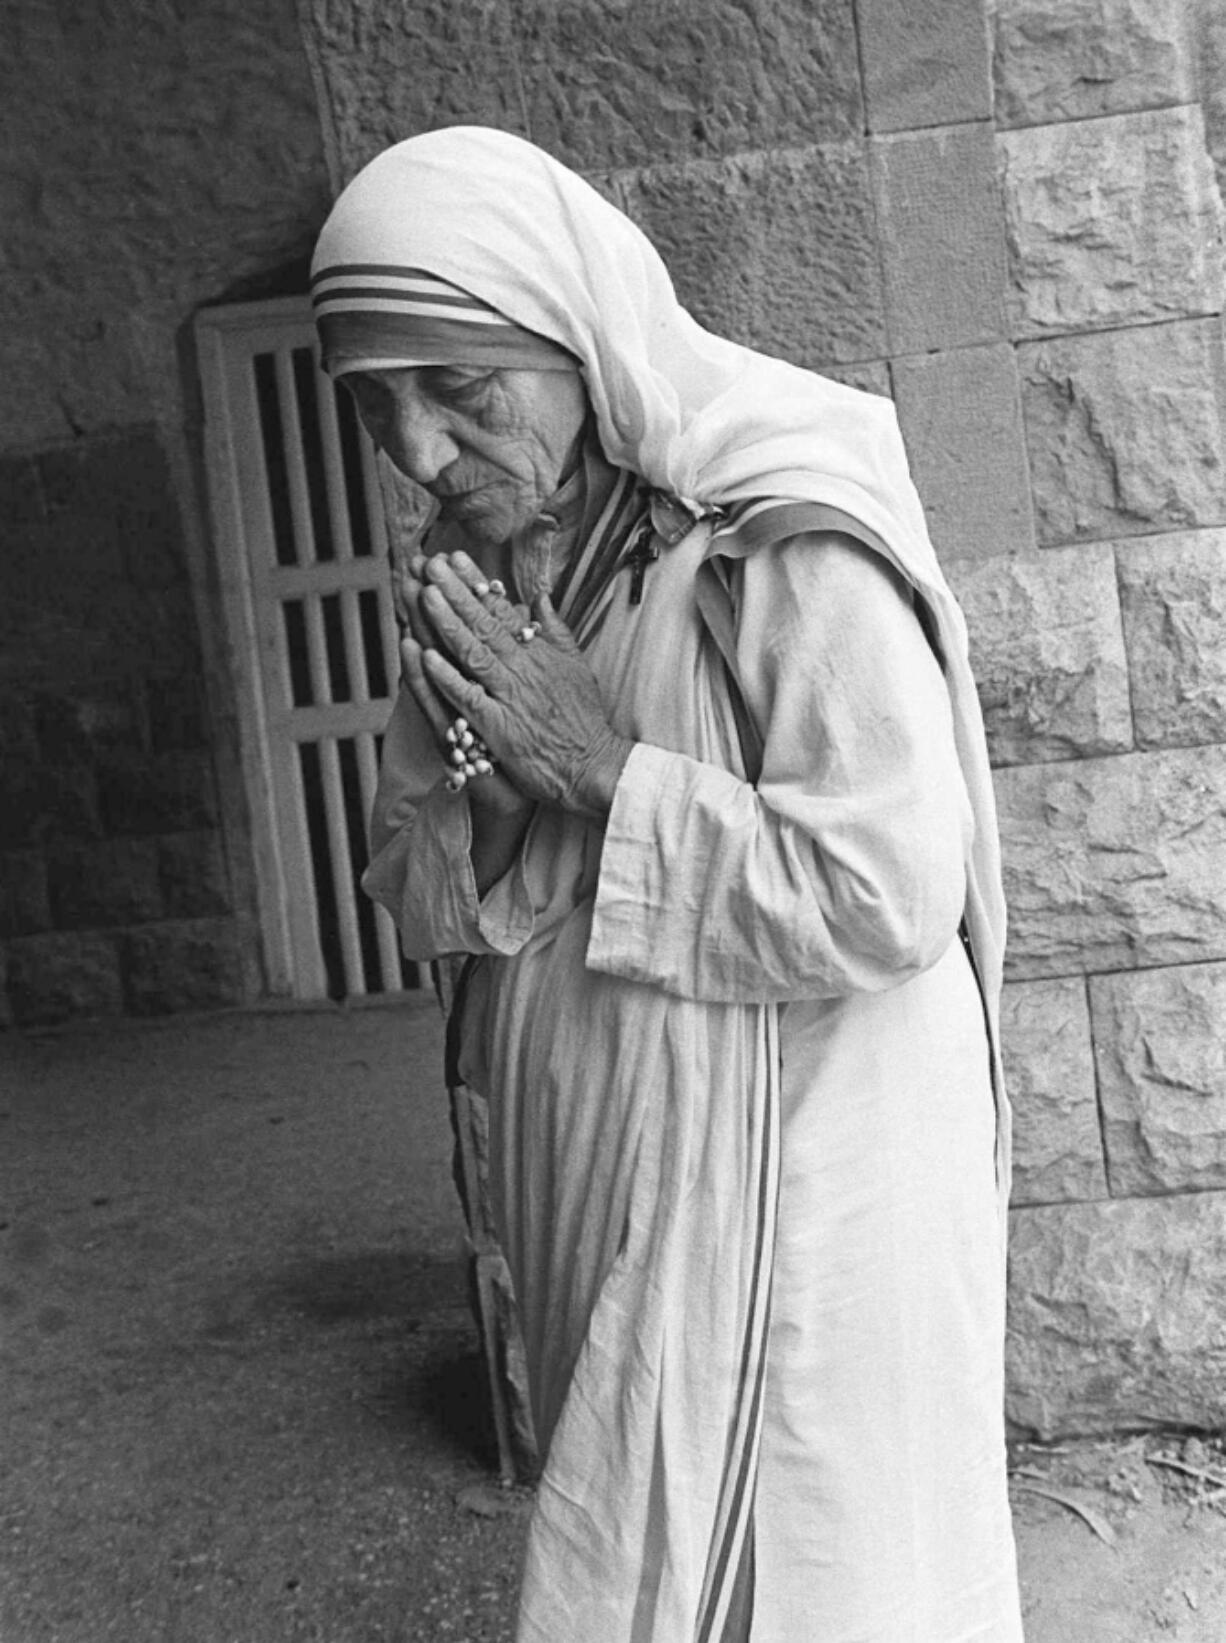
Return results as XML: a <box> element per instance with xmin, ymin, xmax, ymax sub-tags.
<box><xmin>4</xmin><ymin>1003</ymin><xmax>1226</xmax><ymax>1643</ymax></box>
<box><xmin>0</xmin><ymin>1002</ymin><xmax>526</xmax><ymax>1643</ymax></box>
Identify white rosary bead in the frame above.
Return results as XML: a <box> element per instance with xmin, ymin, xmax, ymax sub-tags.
<box><xmin>445</xmin><ymin>713</ymin><xmax>493</xmax><ymax>783</ymax></box>
<box><xmin>487</xmin><ymin>579</ymin><xmax>506</xmax><ymax>597</ymax></box>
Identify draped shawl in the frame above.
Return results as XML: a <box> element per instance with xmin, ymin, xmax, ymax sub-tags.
<box><xmin>311</xmin><ymin>123</ymin><xmax>1009</xmax><ymax>1190</ymax></box>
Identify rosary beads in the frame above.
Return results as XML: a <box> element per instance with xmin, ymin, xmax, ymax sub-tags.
<box><xmin>444</xmin><ymin>717</ymin><xmax>494</xmax><ymax>792</ymax></box>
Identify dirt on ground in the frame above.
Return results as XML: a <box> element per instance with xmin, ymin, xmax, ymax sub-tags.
<box><xmin>2</xmin><ymin>1003</ymin><xmax>1226</xmax><ymax>1642</ymax></box>
<box><xmin>1010</xmin><ymin>1434</ymin><xmax>1226</xmax><ymax>1641</ymax></box>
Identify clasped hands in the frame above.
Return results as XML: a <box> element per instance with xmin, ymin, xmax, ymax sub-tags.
<box><xmin>397</xmin><ymin>549</ymin><xmax>632</xmax><ymax>822</ymax></box>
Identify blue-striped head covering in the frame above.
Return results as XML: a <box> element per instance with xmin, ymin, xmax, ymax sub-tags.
<box><xmin>311</xmin><ymin>263</ymin><xmax>579</xmax><ymax>377</ymax></box>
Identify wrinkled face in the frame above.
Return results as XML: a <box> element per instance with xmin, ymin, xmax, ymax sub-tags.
<box><xmin>343</xmin><ymin>365</ymin><xmax>589</xmax><ymax>546</ymax></box>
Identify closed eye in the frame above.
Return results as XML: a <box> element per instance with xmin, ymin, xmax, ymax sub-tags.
<box><xmin>425</xmin><ymin>368</ymin><xmax>498</xmax><ymax>408</ymax></box>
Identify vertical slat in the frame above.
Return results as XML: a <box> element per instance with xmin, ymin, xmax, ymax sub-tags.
<box><xmin>317</xmin><ymin>737</ymin><xmax>366</xmax><ymax>995</ymax></box>
<box><xmin>271</xmin><ymin>597</ymin><xmax>296</xmax><ymax>711</ymax></box>
<box><xmin>378</xmin><ymin>580</ymin><xmax>403</xmax><ymax>704</ymax></box>
<box><xmin>356</xmin><ymin>732</ymin><xmax>404</xmax><ymax>989</ymax></box>
<box><xmin>274</xmin><ymin>348</ymin><xmax>317</xmax><ymax>565</ymax></box>
<box><xmin>314</xmin><ymin>353</ymin><xmax>356</xmax><ymax>563</ymax></box>
<box><xmin>341</xmin><ymin>588</ymin><xmax>369</xmax><ymax>706</ymax></box>
<box><xmin>279</xmin><ymin>740</ymin><xmax>329</xmax><ymax>998</ymax></box>
<box><xmin>195</xmin><ymin>324</ymin><xmax>296</xmax><ymax>995</ymax></box>
<box><xmin>304</xmin><ymin>594</ymin><xmax>332</xmax><ymax>706</ymax></box>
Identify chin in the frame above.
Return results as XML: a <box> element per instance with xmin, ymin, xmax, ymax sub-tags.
<box><xmin>458</xmin><ymin>514</ymin><xmax>516</xmax><ymax>549</ymax></box>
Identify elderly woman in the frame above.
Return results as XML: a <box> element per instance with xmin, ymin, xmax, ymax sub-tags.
<box><xmin>311</xmin><ymin>127</ymin><xmax>1023</xmax><ymax>1641</ymax></box>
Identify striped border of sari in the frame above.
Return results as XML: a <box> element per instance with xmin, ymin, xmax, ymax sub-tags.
<box><xmin>552</xmin><ymin>466</ymin><xmax>654</xmax><ymax>646</ymax></box>
<box><xmin>710</xmin><ymin>496</ymin><xmax>947</xmax><ymax>670</ymax></box>
<box><xmin>311</xmin><ymin>264</ymin><xmax>507</xmax><ymax>321</ymax></box>
<box><xmin>312</xmin><ymin>264</ymin><xmax>580</xmax><ymax>374</ymax></box>
<box><xmin>694</xmin><ymin>1004</ymin><xmax>782</xmax><ymax>1643</ymax></box>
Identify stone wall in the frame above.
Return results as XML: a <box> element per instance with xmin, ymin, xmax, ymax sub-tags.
<box><xmin>0</xmin><ymin>0</ymin><xmax>1220</xmax><ymax>1440</ymax></box>
<box><xmin>0</xmin><ymin>0</ymin><xmax>329</xmax><ymax>1024</ymax></box>
<box><xmin>299</xmin><ymin>0</ymin><xmax>1226</xmax><ymax>1436</ymax></box>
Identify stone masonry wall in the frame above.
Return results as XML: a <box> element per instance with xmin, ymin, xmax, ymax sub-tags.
<box><xmin>0</xmin><ymin>0</ymin><xmax>329</xmax><ymax>1024</ymax></box>
<box><xmin>300</xmin><ymin>0</ymin><xmax>1226</xmax><ymax>1437</ymax></box>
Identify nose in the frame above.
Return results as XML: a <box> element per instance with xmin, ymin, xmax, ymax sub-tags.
<box><xmin>381</xmin><ymin>390</ymin><xmax>459</xmax><ymax>488</ymax></box>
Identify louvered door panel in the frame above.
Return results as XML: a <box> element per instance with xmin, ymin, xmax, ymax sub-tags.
<box><xmin>198</xmin><ymin>297</ymin><xmax>425</xmax><ymax>999</ymax></box>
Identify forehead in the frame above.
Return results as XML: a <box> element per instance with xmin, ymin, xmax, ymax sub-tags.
<box><xmin>344</xmin><ymin>364</ymin><xmax>483</xmax><ymax>392</ymax></box>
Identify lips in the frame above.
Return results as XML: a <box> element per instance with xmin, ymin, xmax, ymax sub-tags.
<box><xmin>435</xmin><ymin>489</ymin><xmax>478</xmax><ymax>515</ymax></box>
<box><xmin>436</xmin><ymin>483</ymin><xmax>496</xmax><ymax>516</ymax></box>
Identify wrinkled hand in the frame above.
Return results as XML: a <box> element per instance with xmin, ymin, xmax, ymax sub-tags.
<box><xmin>397</xmin><ymin>556</ymin><xmax>531</xmax><ymax>821</ymax></box>
<box><xmin>417</xmin><ymin>550</ymin><xmax>633</xmax><ymax>819</ymax></box>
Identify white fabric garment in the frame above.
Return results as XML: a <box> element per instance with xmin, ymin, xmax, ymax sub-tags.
<box><xmin>312</xmin><ymin>127</ymin><xmax>1008</xmax><ymax>1117</ymax></box>
<box><xmin>365</xmin><ymin>526</ymin><xmax>1022</xmax><ymax>1639</ymax></box>
<box><xmin>321</xmin><ymin>124</ymin><xmax>1022</xmax><ymax>1640</ymax></box>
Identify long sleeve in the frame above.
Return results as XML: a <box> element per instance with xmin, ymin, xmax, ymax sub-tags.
<box><xmin>362</xmin><ymin>687</ymin><xmax>536</xmax><ymax>960</ymax></box>
<box><xmin>587</xmin><ymin>532</ymin><xmax>974</xmax><ymax>1002</ymax></box>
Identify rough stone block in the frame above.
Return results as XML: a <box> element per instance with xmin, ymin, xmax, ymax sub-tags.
<box><xmin>623</xmin><ymin>144</ymin><xmax>886</xmax><ymax>367</ymax></box>
<box><xmin>305</xmin><ymin>0</ymin><xmax>863</xmax><ymax>177</ymax></box>
<box><xmin>0</xmin><ymin>697</ymin><xmax>38</xmax><ymax>761</ymax></box>
<box><xmin>1</xmin><ymin>760</ymin><xmax>102</xmax><ymax>850</ymax></box>
<box><xmin>145</xmin><ymin>673</ymin><xmax>208</xmax><ymax>754</ymax></box>
<box><xmin>1006</xmin><ymin>1193</ymin><xmax>1226</xmax><ymax>1438</ymax></box>
<box><xmin>96</xmin><ymin>750</ymin><xmax>218</xmax><ymax>837</ymax></box>
<box><xmin>1000</xmin><ymin>977</ymin><xmax>1108</xmax><ymax>1205</ymax></box>
<box><xmin>1116</xmin><ymin>528</ymin><xmax>1226</xmax><ymax>749</ymax></box>
<box><xmin>892</xmin><ymin>344</ymin><xmax>1035</xmax><ymax>561</ymax></box>
<box><xmin>996</xmin><ymin>746</ymin><xmax>1226</xmax><ymax>978</ymax></box>
<box><xmin>1</xmin><ymin>2</ymin><xmax>327</xmax><ymax>445</ymax></box>
<box><xmin>948</xmin><ymin>543</ymin><xmax>1133</xmax><ymax>765</ymax></box>
<box><xmin>46</xmin><ymin>837</ymin><xmax>164</xmax><ymax>930</ymax></box>
<box><xmin>34</xmin><ymin>687</ymin><xmax>148</xmax><ymax>762</ymax></box>
<box><xmin>139</xmin><ymin>588</ymin><xmax>203</xmax><ymax>674</ymax></box>
<box><xmin>39</xmin><ymin>429</ymin><xmax>188</xmax><ymax>592</ymax></box>
<box><xmin>157</xmin><ymin>831</ymin><xmax>233</xmax><ymax>919</ymax></box>
<box><xmin>121</xmin><ymin>917</ymin><xmax>247</xmax><ymax>1015</ymax></box>
<box><xmin>5</xmin><ymin>931</ymin><xmax>124</xmax><ymax>1026</ymax></box>
<box><xmin>112</xmin><ymin>444</ymin><xmax>190</xmax><ymax>593</ymax></box>
<box><xmin>992</xmin><ymin>0</ymin><xmax>1194</xmax><ymax>129</ymax></box>
<box><xmin>0</xmin><ymin>947</ymin><xmax>11</xmax><ymax>1031</ymax></box>
<box><xmin>1091</xmin><ymin>962</ymin><xmax>1226</xmax><ymax>1197</ymax></box>
<box><xmin>871</xmin><ymin>123</ymin><xmax>1008</xmax><ymax>355</ymax></box>
<box><xmin>1019</xmin><ymin>320</ymin><xmax>1226</xmax><ymax>545</ymax></box>
<box><xmin>24</xmin><ymin>440</ymin><xmax>129</xmax><ymax>591</ymax></box>
<box><xmin>2</xmin><ymin>444</ymin><xmax>202</xmax><ymax>701</ymax></box>
<box><xmin>0</xmin><ymin>851</ymin><xmax>51</xmax><ymax>938</ymax></box>
<box><xmin>0</xmin><ymin>455</ymin><xmax>45</xmax><ymax>532</ymax></box>
<box><xmin>818</xmin><ymin>360</ymin><xmax>892</xmax><ymax>398</ymax></box>
<box><xmin>1203</xmin><ymin>0</ymin><xmax>1226</xmax><ymax>202</ymax></box>
<box><xmin>999</xmin><ymin>107</ymin><xmax>1226</xmax><ymax>339</ymax></box>
<box><xmin>856</xmin><ymin>0</ymin><xmax>991</xmax><ymax>132</ymax></box>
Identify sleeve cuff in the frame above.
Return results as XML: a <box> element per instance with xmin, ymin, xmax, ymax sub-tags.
<box><xmin>587</xmin><ymin>741</ymin><xmax>747</xmax><ymax>989</ymax></box>
<box><xmin>363</xmin><ymin>781</ymin><xmax>536</xmax><ymax>959</ymax></box>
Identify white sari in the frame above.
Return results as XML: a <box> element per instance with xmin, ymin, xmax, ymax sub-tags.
<box><xmin>322</xmin><ymin>124</ymin><xmax>1021</xmax><ymax>1640</ymax></box>
<box><xmin>367</xmin><ymin>523</ymin><xmax>1021</xmax><ymax>1641</ymax></box>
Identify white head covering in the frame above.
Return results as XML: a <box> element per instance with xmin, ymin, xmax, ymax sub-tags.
<box><xmin>312</xmin><ymin>126</ymin><xmax>1009</xmax><ymax>1127</ymax></box>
